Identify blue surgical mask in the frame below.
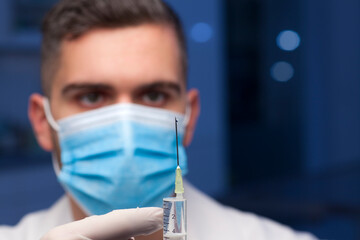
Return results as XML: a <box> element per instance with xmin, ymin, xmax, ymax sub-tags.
<box><xmin>44</xmin><ymin>100</ymin><xmax>189</xmax><ymax>215</ymax></box>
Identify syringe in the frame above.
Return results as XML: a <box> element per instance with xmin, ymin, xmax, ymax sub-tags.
<box><xmin>163</xmin><ymin>118</ymin><xmax>187</xmax><ymax>240</ymax></box>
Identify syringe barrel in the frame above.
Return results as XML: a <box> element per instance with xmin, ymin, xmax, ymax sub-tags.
<box><xmin>163</xmin><ymin>197</ymin><xmax>187</xmax><ymax>240</ymax></box>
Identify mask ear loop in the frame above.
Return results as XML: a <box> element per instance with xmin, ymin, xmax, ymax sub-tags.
<box><xmin>52</xmin><ymin>153</ymin><xmax>61</xmax><ymax>176</ymax></box>
<box><xmin>43</xmin><ymin>98</ymin><xmax>60</xmax><ymax>132</ymax></box>
<box><xmin>44</xmin><ymin>98</ymin><xmax>61</xmax><ymax>174</ymax></box>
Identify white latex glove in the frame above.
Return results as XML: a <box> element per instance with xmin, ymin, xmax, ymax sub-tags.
<box><xmin>41</xmin><ymin>207</ymin><xmax>163</xmax><ymax>240</ymax></box>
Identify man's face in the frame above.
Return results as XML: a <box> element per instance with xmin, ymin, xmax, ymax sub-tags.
<box><xmin>29</xmin><ymin>23</ymin><xmax>199</xmax><ymax>222</ymax></box>
<box><xmin>29</xmin><ymin>23</ymin><xmax>199</xmax><ymax>156</ymax></box>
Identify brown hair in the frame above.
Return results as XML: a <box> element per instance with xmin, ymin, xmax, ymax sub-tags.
<box><xmin>41</xmin><ymin>0</ymin><xmax>187</xmax><ymax>96</ymax></box>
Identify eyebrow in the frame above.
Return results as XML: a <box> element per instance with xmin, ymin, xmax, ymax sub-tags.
<box><xmin>136</xmin><ymin>81</ymin><xmax>182</xmax><ymax>95</ymax></box>
<box><xmin>62</xmin><ymin>83</ymin><xmax>114</xmax><ymax>96</ymax></box>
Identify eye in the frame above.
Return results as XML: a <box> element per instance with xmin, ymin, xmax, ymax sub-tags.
<box><xmin>77</xmin><ymin>92</ymin><xmax>105</xmax><ymax>108</ymax></box>
<box><xmin>142</xmin><ymin>91</ymin><xmax>167</xmax><ymax>106</ymax></box>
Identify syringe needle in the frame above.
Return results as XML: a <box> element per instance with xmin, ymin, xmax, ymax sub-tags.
<box><xmin>175</xmin><ymin>118</ymin><xmax>179</xmax><ymax>167</ymax></box>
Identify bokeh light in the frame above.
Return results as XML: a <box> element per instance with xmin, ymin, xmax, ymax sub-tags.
<box><xmin>190</xmin><ymin>22</ymin><xmax>213</xmax><ymax>43</ymax></box>
<box><xmin>276</xmin><ymin>30</ymin><xmax>300</xmax><ymax>51</ymax></box>
<box><xmin>270</xmin><ymin>61</ymin><xmax>294</xmax><ymax>82</ymax></box>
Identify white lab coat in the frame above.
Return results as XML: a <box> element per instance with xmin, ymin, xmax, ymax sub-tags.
<box><xmin>0</xmin><ymin>181</ymin><xmax>317</xmax><ymax>240</ymax></box>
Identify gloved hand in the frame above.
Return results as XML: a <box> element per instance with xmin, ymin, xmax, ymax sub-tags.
<box><xmin>41</xmin><ymin>207</ymin><xmax>163</xmax><ymax>240</ymax></box>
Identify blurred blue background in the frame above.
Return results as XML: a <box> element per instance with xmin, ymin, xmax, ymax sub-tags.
<box><xmin>0</xmin><ymin>0</ymin><xmax>359</xmax><ymax>239</ymax></box>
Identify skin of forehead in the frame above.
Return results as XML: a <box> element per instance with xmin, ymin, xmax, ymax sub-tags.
<box><xmin>47</xmin><ymin>23</ymin><xmax>186</xmax><ymax>97</ymax></box>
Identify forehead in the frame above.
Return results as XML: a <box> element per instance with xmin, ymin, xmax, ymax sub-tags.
<box><xmin>51</xmin><ymin>24</ymin><xmax>184</xmax><ymax>93</ymax></box>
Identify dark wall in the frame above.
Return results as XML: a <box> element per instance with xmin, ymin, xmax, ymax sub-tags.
<box><xmin>226</xmin><ymin>0</ymin><xmax>360</xmax><ymax>239</ymax></box>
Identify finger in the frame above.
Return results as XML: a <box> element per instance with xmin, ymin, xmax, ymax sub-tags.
<box><xmin>43</xmin><ymin>207</ymin><xmax>163</xmax><ymax>240</ymax></box>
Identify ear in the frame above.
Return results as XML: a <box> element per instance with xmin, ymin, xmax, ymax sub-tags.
<box><xmin>28</xmin><ymin>94</ymin><xmax>54</xmax><ymax>151</ymax></box>
<box><xmin>183</xmin><ymin>89</ymin><xmax>200</xmax><ymax>146</ymax></box>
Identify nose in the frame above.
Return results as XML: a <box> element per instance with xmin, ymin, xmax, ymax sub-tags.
<box><xmin>115</xmin><ymin>95</ymin><xmax>133</xmax><ymax>104</ymax></box>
